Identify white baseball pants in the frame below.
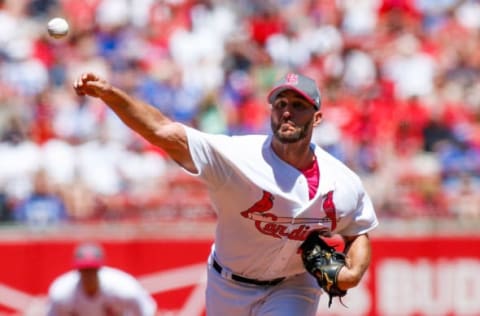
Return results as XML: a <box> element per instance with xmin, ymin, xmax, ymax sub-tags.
<box><xmin>205</xmin><ymin>262</ymin><xmax>322</xmax><ymax>316</ymax></box>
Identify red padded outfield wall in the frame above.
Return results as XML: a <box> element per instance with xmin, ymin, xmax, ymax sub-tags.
<box><xmin>0</xmin><ymin>232</ymin><xmax>479</xmax><ymax>316</ymax></box>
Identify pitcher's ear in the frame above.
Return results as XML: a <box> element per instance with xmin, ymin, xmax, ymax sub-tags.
<box><xmin>313</xmin><ymin>111</ymin><xmax>323</xmax><ymax>126</ymax></box>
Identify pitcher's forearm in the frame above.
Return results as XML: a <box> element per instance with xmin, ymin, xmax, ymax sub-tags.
<box><xmin>99</xmin><ymin>86</ymin><xmax>171</xmax><ymax>142</ymax></box>
<box><xmin>337</xmin><ymin>234</ymin><xmax>371</xmax><ymax>290</ymax></box>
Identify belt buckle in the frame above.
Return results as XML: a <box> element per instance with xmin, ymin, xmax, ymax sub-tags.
<box><xmin>220</xmin><ymin>266</ymin><xmax>233</xmax><ymax>280</ymax></box>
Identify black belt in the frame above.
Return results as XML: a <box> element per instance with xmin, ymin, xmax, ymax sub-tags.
<box><xmin>212</xmin><ymin>259</ymin><xmax>285</xmax><ymax>287</ymax></box>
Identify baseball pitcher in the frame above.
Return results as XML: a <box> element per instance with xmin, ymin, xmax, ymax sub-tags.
<box><xmin>73</xmin><ymin>72</ymin><xmax>379</xmax><ymax>316</ymax></box>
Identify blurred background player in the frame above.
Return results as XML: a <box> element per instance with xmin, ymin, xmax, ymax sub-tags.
<box><xmin>46</xmin><ymin>242</ymin><xmax>157</xmax><ymax>316</ymax></box>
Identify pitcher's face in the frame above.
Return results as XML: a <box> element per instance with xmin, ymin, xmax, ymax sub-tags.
<box><xmin>79</xmin><ymin>268</ymin><xmax>100</xmax><ymax>297</ymax></box>
<box><xmin>270</xmin><ymin>91</ymin><xmax>319</xmax><ymax>143</ymax></box>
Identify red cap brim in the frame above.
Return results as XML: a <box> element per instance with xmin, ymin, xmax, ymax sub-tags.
<box><xmin>74</xmin><ymin>259</ymin><xmax>103</xmax><ymax>269</ymax></box>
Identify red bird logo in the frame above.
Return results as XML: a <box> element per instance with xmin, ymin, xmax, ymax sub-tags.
<box><xmin>240</xmin><ymin>191</ymin><xmax>274</xmax><ymax>218</ymax></box>
<box><xmin>323</xmin><ymin>190</ymin><xmax>337</xmax><ymax>231</ymax></box>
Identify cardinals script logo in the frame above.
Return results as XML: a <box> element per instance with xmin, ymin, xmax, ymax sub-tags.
<box><xmin>240</xmin><ymin>190</ymin><xmax>337</xmax><ymax>240</ymax></box>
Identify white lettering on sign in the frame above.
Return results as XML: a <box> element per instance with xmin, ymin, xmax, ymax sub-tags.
<box><xmin>377</xmin><ymin>258</ymin><xmax>480</xmax><ymax>315</ymax></box>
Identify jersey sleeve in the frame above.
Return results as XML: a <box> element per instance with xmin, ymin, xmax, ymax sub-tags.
<box><xmin>129</xmin><ymin>286</ymin><xmax>157</xmax><ymax>316</ymax></box>
<box><xmin>183</xmin><ymin>125</ymin><xmax>236</xmax><ymax>189</ymax></box>
<box><xmin>106</xmin><ymin>268</ymin><xmax>157</xmax><ymax>316</ymax></box>
<box><xmin>46</xmin><ymin>272</ymin><xmax>76</xmax><ymax>316</ymax></box>
<box><xmin>335</xmin><ymin>188</ymin><xmax>379</xmax><ymax>236</ymax></box>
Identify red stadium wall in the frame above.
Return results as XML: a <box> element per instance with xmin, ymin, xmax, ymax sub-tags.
<box><xmin>0</xmin><ymin>236</ymin><xmax>479</xmax><ymax>316</ymax></box>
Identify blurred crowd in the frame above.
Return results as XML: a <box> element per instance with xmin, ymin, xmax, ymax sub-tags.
<box><xmin>0</xmin><ymin>0</ymin><xmax>479</xmax><ymax>228</ymax></box>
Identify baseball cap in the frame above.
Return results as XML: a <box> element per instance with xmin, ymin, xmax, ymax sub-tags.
<box><xmin>73</xmin><ymin>242</ymin><xmax>105</xmax><ymax>269</ymax></box>
<box><xmin>267</xmin><ymin>73</ymin><xmax>321</xmax><ymax>110</ymax></box>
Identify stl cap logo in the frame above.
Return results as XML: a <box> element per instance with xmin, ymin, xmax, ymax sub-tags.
<box><xmin>285</xmin><ymin>73</ymin><xmax>299</xmax><ymax>85</ymax></box>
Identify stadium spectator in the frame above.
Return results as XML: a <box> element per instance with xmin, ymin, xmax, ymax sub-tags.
<box><xmin>12</xmin><ymin>168</ymin><xmax>68</xmax><ymax>228</ymax></box>
<box><xmin>0</xmin><ymin>0</ymin><xmax>479</xmax><ymax>221</ymax></box>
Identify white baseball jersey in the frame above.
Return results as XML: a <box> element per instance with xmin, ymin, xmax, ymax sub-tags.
<box><xmin>46</xmin><ymin>266</ymin><xmax>157</xmax><ymax>316</ymax></box>
<box><xmin>184</xmin><ymin>125</ymin><xmax>379</xmax><ymax>280</ymax></box>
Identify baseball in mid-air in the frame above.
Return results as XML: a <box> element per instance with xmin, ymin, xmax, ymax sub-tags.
<box><xmin>47</xmin><ymin>17</ymin><xmax>69</xmax><ymax>39</ymax></box>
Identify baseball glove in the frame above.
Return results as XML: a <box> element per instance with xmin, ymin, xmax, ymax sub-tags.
<box><xmin>300</xmin><ymin>231</ymin><xmax>347</xmax><ymax>308</ymax></box>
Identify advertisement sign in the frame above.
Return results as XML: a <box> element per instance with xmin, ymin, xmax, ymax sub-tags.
<box><xmin>0</xmin><ymin>236</ymin><xmax>479</xmax><ymax>315</ymax></box>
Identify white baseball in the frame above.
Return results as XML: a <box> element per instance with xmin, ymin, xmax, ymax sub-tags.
<box><xmin>47</xmin><ymin>17</ymin><xmax>69</xmax><ymax>39</ymax></box>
